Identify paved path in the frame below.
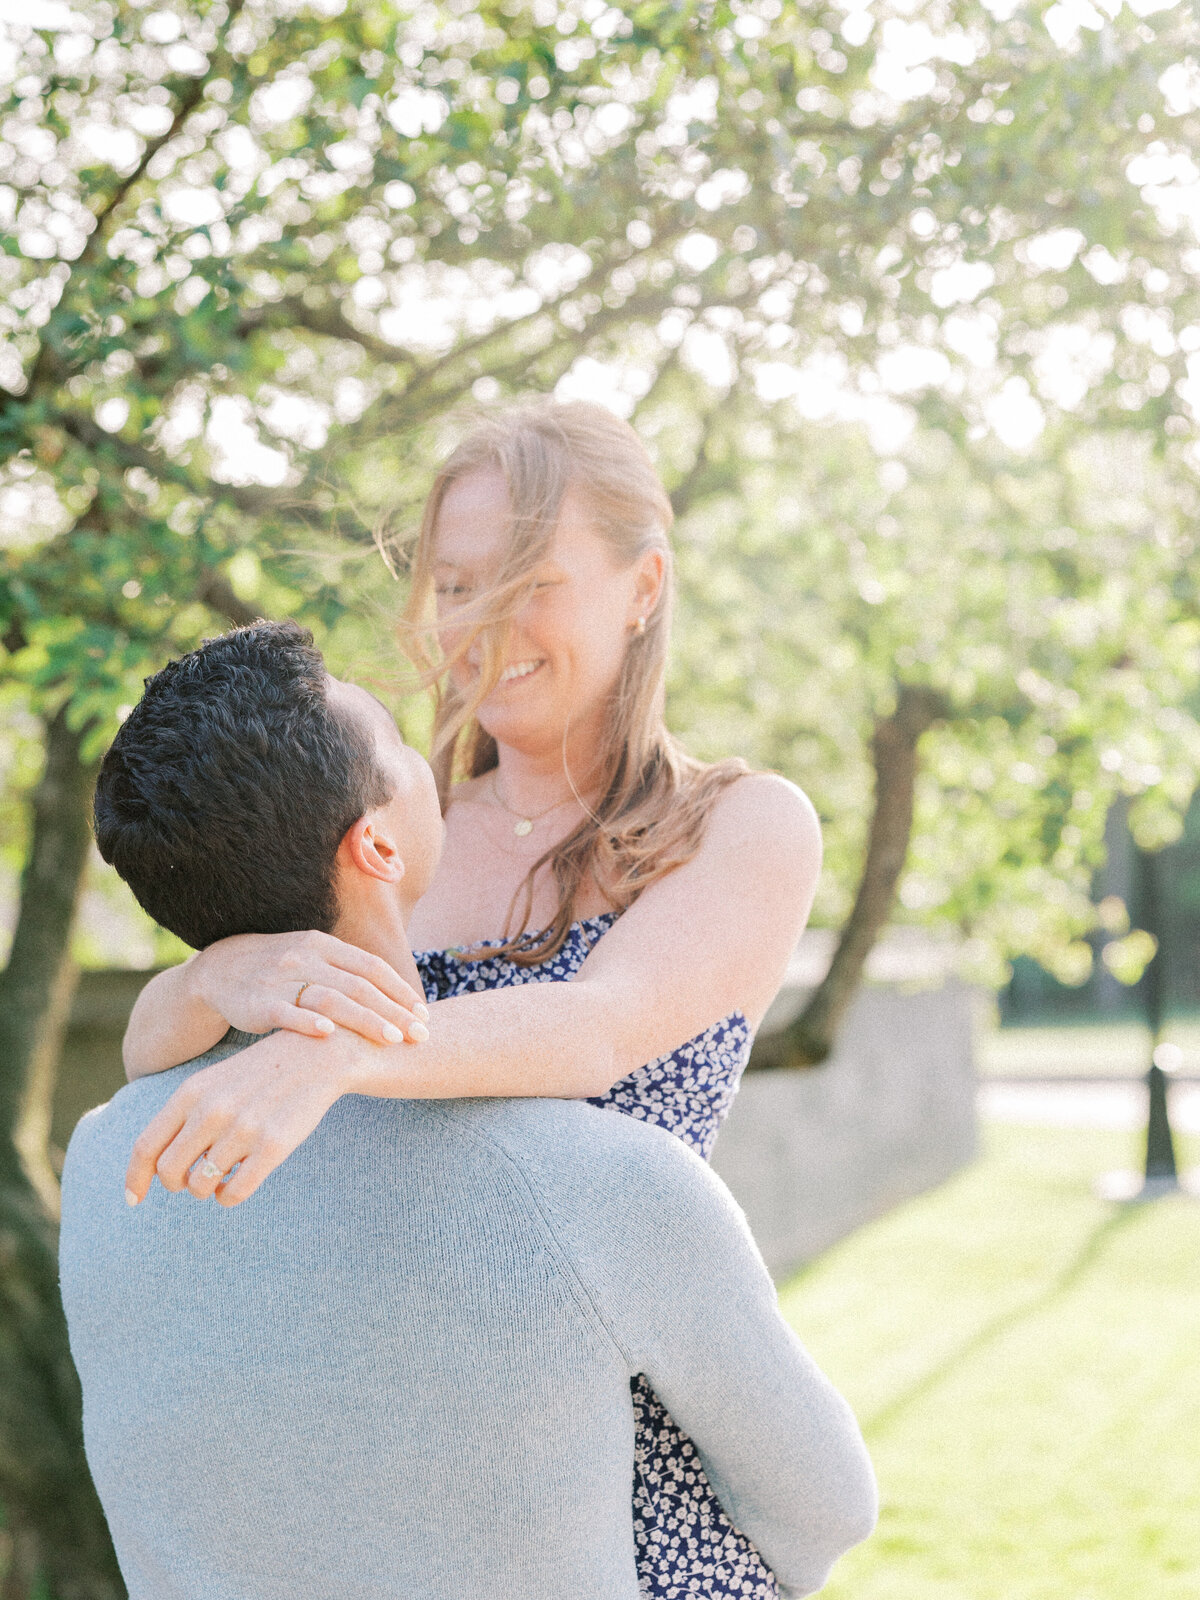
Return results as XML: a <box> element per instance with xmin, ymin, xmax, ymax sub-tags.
<box><xmin>980</xmin><ymin>1078</ymin><xmax>1200</xmax><ymax>1133</ymax></box>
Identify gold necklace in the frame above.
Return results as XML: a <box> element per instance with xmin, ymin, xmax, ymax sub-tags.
<box><xmin>489</xmin><ymin>772</ymin><xmax>578</xmax><ymax>837</ymax></box>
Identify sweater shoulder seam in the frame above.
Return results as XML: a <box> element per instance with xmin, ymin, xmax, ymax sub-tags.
<box><xmin>423</xmin><ymin>1103</ymin><xmax>632</xmax><ymax>1368</ymax></box>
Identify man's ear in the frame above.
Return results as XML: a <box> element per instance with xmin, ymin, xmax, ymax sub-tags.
<box><xmin>339</xmin><ymin>814</ymin><xmax>406</xmax><ymax>884</ymax></box>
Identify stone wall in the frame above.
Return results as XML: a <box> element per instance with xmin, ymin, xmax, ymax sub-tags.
<box><xmin>712</xmin><ymin>974</ymin><xmax>978</xmax><ymax>1280</ymax></box>
<box><xmin>52</xmin><ymin>968</ymin><xmax>149</xmax><ymax>1154</ymax></box>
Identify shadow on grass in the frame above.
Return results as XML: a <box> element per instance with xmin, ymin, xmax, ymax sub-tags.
<box><xmin>860</xmin><ymin>1203</ymin><xmax>1140</xmax><ymax>1440</ymax></box>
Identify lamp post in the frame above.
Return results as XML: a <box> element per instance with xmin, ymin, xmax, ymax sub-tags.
<box><xmin>1098</xmin><ymin>845</ymin><xmax>1195</xmax><ymax>1201</ymax></box>
<box><xmin>1138</xmin><ymin>847</ymin><xmax>1179</xmax><ymax>1196</ymax></box>
<box><xmin>1144</xmin><ymin>1042</ymin><xmax>1182</xmax><ymax>1194</ymax></box>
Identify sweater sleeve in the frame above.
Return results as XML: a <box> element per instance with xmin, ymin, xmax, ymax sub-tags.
<box><xmin>536</xmin><ymin>1112</ymin><xmax>878</xmax><ymax>1600</ymax></box>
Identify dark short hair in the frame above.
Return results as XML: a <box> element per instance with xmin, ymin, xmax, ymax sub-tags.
<box><xmin>94</xmin><ymin>621</ymin><xmax>392</xmax><ymax>949</ymax></box>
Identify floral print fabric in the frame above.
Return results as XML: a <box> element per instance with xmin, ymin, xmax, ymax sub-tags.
<box><xmin>416</xmin><ymin>914</ymin><xmax>779</xmax><ymax>1599</ymax></box>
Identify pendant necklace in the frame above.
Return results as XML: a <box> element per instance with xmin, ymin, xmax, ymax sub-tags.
<box><xmin>489</xmin><ymin>771</ymin><xmax>579</xmax><ymax>837</ymax></box>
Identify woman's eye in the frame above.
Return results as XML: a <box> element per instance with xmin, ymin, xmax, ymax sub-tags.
<box><xmin>435</xmin><ymin>584</ymin><xmax>469</xmax><ymax>597</ymax></box>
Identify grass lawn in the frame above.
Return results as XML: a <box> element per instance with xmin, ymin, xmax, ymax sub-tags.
<box><xmin>778</xmin><ymin>1121</ymin><xmax>1200</xmax><ymax>1600</ymax></box>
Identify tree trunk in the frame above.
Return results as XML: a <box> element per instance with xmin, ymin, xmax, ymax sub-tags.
<box><xmin>0</xmin><ymin>706</ymin><xmax>97</xmax><ymax>1207</ymax></box>
<box><xmin>749</xmin><ymin>685</ymin><xmax>947</xmax><ymax>1071</ymax></box>
<box><xmin>0</xmin><ymin>706</ymin><xmax>123</xmax><ymax>1598</ymax></box>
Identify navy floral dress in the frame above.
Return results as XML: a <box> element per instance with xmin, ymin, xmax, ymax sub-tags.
<box><xmin>416</xmin><ymin>912</ymin><xmax>780</xmax><ymax>1600</ymax></box>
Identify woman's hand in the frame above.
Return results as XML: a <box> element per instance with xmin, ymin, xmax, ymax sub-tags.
<box><xmin>124</xmin><ymin>1031</ymin><xmax>364</xmax><ymax>1208</ymax></box>
<box><xmin>190</xmin><ymin>929</ymin><xmax>430</xmax><ymax>1047</ymax></box>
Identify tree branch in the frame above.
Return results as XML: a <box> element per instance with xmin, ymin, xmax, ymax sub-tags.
<box><xmin>23</xmin><ymin>0</ymin><xmax>248</xmax><ymax>401</ymax></box>
<box><xmin>667</xmin><ymin>396</ymin><xmax>727</xmax><ymax>519</ymax></box>
<box><xmin>267</xmin><ymin>297</ymin><xmax>422</xmax><ymax>368</ymax></box>
<box><xmin>53</xmin><ymin>410</ymin><xmax>301</xmax><ymax>517</ymax></box>
<box><xmin>197</xmin><ymin>570</ymin><xmax>263</xmax><ymax>628</ymax></box>
<box><xmin>278</xmin><ymin>233</ymin><xmax>693</xmax><ymax>425</ymax></box>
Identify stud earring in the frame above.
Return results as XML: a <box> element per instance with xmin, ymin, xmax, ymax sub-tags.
<box><xmin>632</xmin><ymin>615</ymin><xmax>647</xmax><ymax>634</ymax></box>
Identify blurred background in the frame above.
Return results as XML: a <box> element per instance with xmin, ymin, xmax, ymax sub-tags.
<box><xmin>2</xmin><ymin>0</ymin><xmax>1199</xmax><ymax>1594</ymax></box>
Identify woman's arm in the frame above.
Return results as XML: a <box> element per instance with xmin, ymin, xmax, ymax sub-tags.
<box><xmin>412</xmin><ymin>772</ymin><xmax>820</xmax><ymax>1093</ymax></box>
<box><xmin>123</xmin><ymin>931</ymin><xmax>432</xmax><ymax>1080</ymax></box>
<box><xmin>124</xmin><ymin>956</ymin><xmax>232</xmax><ymax>1079</ymax></box>
<box><xmin>124</xmin><ymin>775</ymin><xmax>820</xmax><ymax>1206</ymax></box>
<box><xmin>371</xmin><ymin>772</ymin><xmax>820</xmax><ymax>1098</ymax></box>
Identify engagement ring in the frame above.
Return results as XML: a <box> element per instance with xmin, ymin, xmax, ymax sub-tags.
<box><xmin>196</xmin><ymin>1155</ymin><xmax>224</xmax><ymax>1182</ymax></box>
<box><xmin>295</xmin><ymin>981</ymin><xmax>313</xmax><ymax>1006</ymax></box>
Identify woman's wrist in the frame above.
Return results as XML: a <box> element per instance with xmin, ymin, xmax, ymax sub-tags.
<box><xmin>124</xmin><ymin>957</ymin><xmax>226</xmax><ymax>1079</ymax></box>
<box><xmin>180</xmin><ymin>946</ymin><xmax>242</xmax><ymax>1040</ymax></box>
<box><xmin>253</xmin><ymin>1027</ymin><xmax>402</xmax><ymax>1103</ymax></box>
<box><xmin>327</xmin><ymin>1027</ymin><xmax>444</xmax><ymax>1100</ymax></box>
<box><xmin>333</xmin><ymin>1031</ymin><xmax>404</xmax><ymax>1097</ymax></box>
<box><xmin>182</xmin><ymin>946</ymin><xmax>217</xmax><ymax>1013</ymax></box>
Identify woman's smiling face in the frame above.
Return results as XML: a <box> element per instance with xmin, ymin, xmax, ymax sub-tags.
<box><xmin>433</xmin><ymin>467</ymin><xmax>656</xmax><ymax>763</ymax></box>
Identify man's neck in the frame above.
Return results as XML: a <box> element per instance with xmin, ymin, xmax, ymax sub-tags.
<box><xmin>332</xmin><ymin>893</ymin><xmax>425</xmax><ymax>998</ymax></box>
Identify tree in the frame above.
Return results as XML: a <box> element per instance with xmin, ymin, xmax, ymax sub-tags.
<box><xmin>667</xmin><ymin>404</ymin><xmax>1200</xmax><ymax>1062</ymax></box>
<box><xmin>3</xmin><ymin>0</ymin><xmax>1200</xmax><ymax>1583</ymax></box>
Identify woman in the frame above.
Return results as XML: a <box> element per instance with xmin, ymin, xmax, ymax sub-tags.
<box><xmin>123</xmin><ymin>401</ymin><xmax>821</xmax><ymax>1598</ymax></box>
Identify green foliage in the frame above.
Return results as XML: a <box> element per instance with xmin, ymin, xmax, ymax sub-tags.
<box><xmin>0</xmin><ymin>684</ymin><xmax>39</xmax><ymax>965</ymax></box>
<box><xmin>668</xmin><ymin>409</ymin><xmax>1200</xmax><ymax>983</ymax></box>
<box><xmin>3</xmin><ymin>0</ymin><xmax>1200</xmax><ymax>977</ymax></box>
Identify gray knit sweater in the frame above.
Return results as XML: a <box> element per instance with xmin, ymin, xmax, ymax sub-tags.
<box><xmin>60</xmin><ymin>1037</ymin><xmax>876</xmax><ymax>1600</ymax></box>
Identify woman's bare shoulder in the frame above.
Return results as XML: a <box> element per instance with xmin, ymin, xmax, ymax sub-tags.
<box><xmin>704</xmin><ymin>770</ymin><xmax>822</xmax><ymax>856</ymax></box>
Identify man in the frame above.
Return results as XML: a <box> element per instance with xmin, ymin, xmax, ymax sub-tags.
<box><xmin>60</xmin><ymin>621</ymin><xmax>876</xmax><ymax>1600</ymax></box>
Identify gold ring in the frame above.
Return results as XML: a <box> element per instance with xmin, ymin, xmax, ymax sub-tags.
<box><xmin>295</xmin><ymin>981</ymin><xmax>313</xmax><ymax>1006</ymax></box>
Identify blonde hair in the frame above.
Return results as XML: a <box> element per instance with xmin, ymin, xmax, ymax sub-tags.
<box><xmin>401</xmin><ymin>399</ymin><xmax>748</xmax><ymax>964</ymax></box>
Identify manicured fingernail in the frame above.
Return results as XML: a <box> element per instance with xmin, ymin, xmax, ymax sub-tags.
<box><xmin>315</xmin><ymin>1017</ymin><xmax>335</xmax><ymax>1034</ymax></box>
<box><xmin>413</xmin><ymin>1002</ymin><xmax>430</xmax><ymax>1021</ymax></box>
<box><xmin>408</xmin><ymin>1021</ymin><xmax>429</xmax><ymax>1043</ymax></box>
<box><xmin>126</xmin><ymin>1188</ymin><xmax>140</xmax><ymax>1207</ymax></box>
<box><xmin>382</xmin><ymin>1023</ymin><xmax>405</xmax><ymax>1044</ymax></box>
